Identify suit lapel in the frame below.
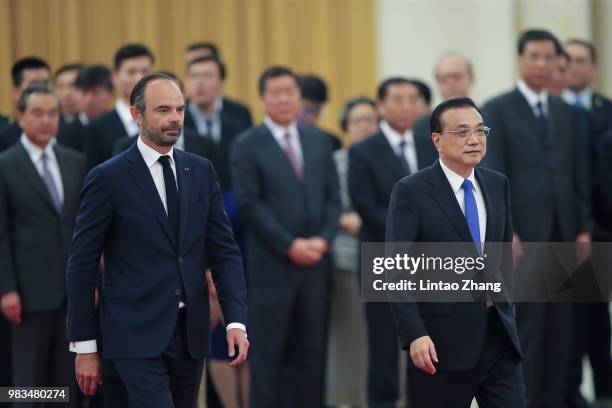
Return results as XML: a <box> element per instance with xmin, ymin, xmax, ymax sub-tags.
<box><xmin>15</xmin><ymin>144</ymin><xmax>59</xmax><ymax>215</ymax></box>
<box><xmin>475</xmin><ymin>168</ymin><xmax>494</xmax><ymax>253</ymax></box>
<box><xmin>427</xmin><ymin>161</ymin><xmax>475</xmax><ymax>247</ymax></box>
<box><xmin>175</xmin><ymin>150</ymin><xmax>191</xmax><ymax>246</ymax></box>
<box><xmin>53</xmin><ymin>146</ymin><xmax>74</xmax><ymax>219</ymax></box>
<box><xmin>125</xmin><ymin>143</ymin><xmax>177</xmax><ymax>248</ymax></box>
<box><xmin>375</xmin><ymin>132</ymin><xmax>407</xmax><ymax>179</ymax></box>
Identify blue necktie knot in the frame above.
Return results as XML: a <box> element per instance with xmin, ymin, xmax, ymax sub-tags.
<box><xmin>461</xmin><ymin>179</ymin><xmax>473</xmax><ymax>191</ymax></box>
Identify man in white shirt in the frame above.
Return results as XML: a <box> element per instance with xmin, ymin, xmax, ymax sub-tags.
<box><xmin>0</xmin><ymin>83</ymin><xmax>86</xmax><ymax>404</ymax></box>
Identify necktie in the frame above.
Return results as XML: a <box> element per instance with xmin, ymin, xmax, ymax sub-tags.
<box><xmin>40</xmin><ymin>152</ymin><xmax>62</xmax><ymax>213</ymax></box>
<box><xmin>462</xmin><ymin>179</ymin><xmax>481</xmax><ymax>255</ymax></box>
<box><xmin>535</xmin><ymin>100</ymin><xmax>548</xmax><ymax>130</ymax></box>
<box><xmin>158</xmin><ymin>155</ymin><xmax>180</xmax><ymax>242</ymax></box>
<box><xmin>398</xmin><ymin>140</ymin><xmax>412</xmax><ymax>176</ymax></box>
<box><xmin>205</xmin><ymin>118</ymin><xmax>215</xmax><ymax>143</ymax></box>
<box><xmin>283</xmin><ymin>132</ymin><xmax>303</xmax><ymax>180</ymax></box>
<box><xmin>574</xmin><ymin>97</ymin><xmax>585</xmax><ymax>110</ymax></box>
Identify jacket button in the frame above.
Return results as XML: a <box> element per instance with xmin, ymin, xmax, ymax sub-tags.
<box><xmin>175</xmin><ymin>289</ymin><xmax>182</xmax><ymax>296</ymax></box>
<box><xmin>178</xmin><ymin>257</ymin><xmax>183</xmax><ymax>265</ymax></box>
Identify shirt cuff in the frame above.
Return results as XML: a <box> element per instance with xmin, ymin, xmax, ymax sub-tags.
<box><xmin>226</xmin><ymin>322</ymin><xmax>247</xmax><ymax>338</ymax></box>
<box><xmin>69</xmin><ymin>340</ymin><xmax>97</xmax><ymax>354</ymax></box>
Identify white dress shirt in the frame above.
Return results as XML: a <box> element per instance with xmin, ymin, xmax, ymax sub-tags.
<box><xmin>517</xmin><ymin>79</ymin><xmax>549</xmax><ymax>117</ymax></box>
<box><xmin>78</xmin><ymin>111</ymin><xmax>90</xmax><ymax>126</ymax></box>
<box><xmin>70</xmin><ymin>136</ymin><xmax>245</xmax><ymax>354</ymax></box>
<box><xmin>562</xmin><ymin>88</ymin><xmax>593</xmax><ymax>110</ymax></box>
<box><xmin>380</xmin><ymin>120</ymin><xmax>419</xmax><ymax>174</ymax></box>
<box><xmin>115</xmin><ymin>99</ymin><xmax>140</xmax><ymax>137</ymax></box>
<box><xmin>264</xmin><ymin>116</ymin><xmax>304</xmax><ymax>165</ymax></box>
<box><xmin>439</xmin><ymin>158</ymin><xmax>487</xmax><ymax>250</ymax></box>
<box><xmin>20</xmin><ymin>134</ymin><xmax>64</xmax><ymax>205</ymax></box>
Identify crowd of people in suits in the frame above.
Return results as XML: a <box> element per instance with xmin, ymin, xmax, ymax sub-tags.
<box><xmin>1</xmin><ymin>27</ymin><xmax>612</xmax><ymax>408</ymax></box>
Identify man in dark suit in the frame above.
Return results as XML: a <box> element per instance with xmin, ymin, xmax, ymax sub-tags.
<box><xmin>0</xmin><ymin>57</ymin><xmax>51</xmax><ymax>152</ymax></box>
<box><xmin>481</xmin><ymin>29</ymin><xmax>589</xmax><ymax>408</ymax></box>
<box><xmin>53</xmin><ymin>64</ymin><xmax>83</xmax><ymax>125</ymax></box>
<box><xmin>231</xmin><ymin>66</ymin><xmax>341</xmax><ymax>408</ymax></box>
<box><xmin>184</xmin><ymin>56</ymin><xmax>252</xmax><ymax>191</ymax></box>
<box><xmin>58</xmin><ymin>65</ymin><xmax>115</xmax><ymax>154</ymax></box>
<box><xmin>348</xmin><ymin>77</ymin><xmax>437</xmax><ymax>408</ymax></box>
<box><xmin>387</xmin><ymin>97</ymin><xmax>525</xmax><ymax>407</ymax></box>
<box><xmin>85</xmin><ymin>44</ymin><xmax>154</xmax><ymax>168</ymax></box>
<box><xmin>563</xmin><ymin>38</ymin><xmax>612</xmax><ymax>407</ymax></box>
<box><xmin>297</xmin><ymin>74</ymin><xmax>342</xmax><ymax>150</ymax></box>
<box><xmin>66</xmin><ymin>73</ymin><xmax>249</xmax><ymax>407</ymax></box>
<box><xmin>412</xmin><ymin>53</ymin><xmax>475</xmax><ymax>147</ymax></box>
<box><xmin>0</xmin><ymin>84</ymin><xmax>86</xmax><ymax>402</ymax></box>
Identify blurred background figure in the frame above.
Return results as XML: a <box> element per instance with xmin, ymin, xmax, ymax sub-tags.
<box><xmin>326</xmin><ymin>96</ymin><xmax>378</xmax><ymax>408</ymax></box>
<box><xmin>53</xmin><ymin>64</ymin><xmax>83</xmax><ymax>125</ymax></box>
<box><xmin>298</xmin><ymin>74</ymin><xmax>343</xmax><ymax>150</ymax></box>
<box><xmin>548</xmin><ymin>51</ymin><xmax>571</xmax><ymax>96</ymax></box>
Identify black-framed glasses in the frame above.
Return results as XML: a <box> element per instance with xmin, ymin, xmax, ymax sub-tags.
<box><xmin>440</xmin><ymin>126</ymin><xmax>490</xmax><ymax>139</ymax></box>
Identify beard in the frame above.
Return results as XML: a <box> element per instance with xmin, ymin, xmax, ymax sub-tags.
<box><xmin>142</xmin><ymin>122</ymin><xmax>181</xmax><ymax>147</ymax></box>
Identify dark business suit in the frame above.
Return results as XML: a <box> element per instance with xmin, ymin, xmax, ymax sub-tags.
<box><xmin>347</xmin><ymin>129</ymin><xmax>437</xmax><ymax>408</ymax></box>
<box><xmin>387</xmin><ymin>160</ymin><xmax>525</xmax><ymax>407</ymax></box>
<box><xmin>57</xmin><ymin>115</ymin><xmax>88</xmax><ymax>154</ymax></box>
<box><xmin>66</xmin><ymin>142</ymin><xmax>248</xmax><ymax>407</ymax></box>
<box><xmin>86</xmin><ymin>109</ymin><xmax>135</xmax><ymax>169</ymax></box>
<box><xmin>0</xmin><ymin>140</ymin><xmax>86</xmax><ymax>404</ymax></box>
<box><xmin>0</xmin><ymin>122</ymin><xmax>22</xmax><ymax>152</ymax></box>
<box><xmin>231</xmin><ymin>123</ymin><xmax>341</xmax><ymax>408</ymax></box>
<box><xmin>482</xmin><ymin>88</ymin><xmax>588</xmax><ymax>407</ymax></box>
<box><xmin>222</xmin><ymin>97</ymin><xmax>253</xmax><ymax>130</ymax></box>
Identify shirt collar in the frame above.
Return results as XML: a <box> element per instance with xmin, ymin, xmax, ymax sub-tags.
<box><xmin>78</xmin><ymin>111</ymin><xmax>90</xmax><ymax>126</ymax></box>
<box><xmin>439</xmin><ymin>158</ymin><xmax>477</xmax><ymax>195</ymax></box>
<box><xmin>517</xmin><ymin>79</ymin><xmax>548</xmax><ymax>108</ymax></box>
<box><xmin>136</xmin><ymin>136</ymin><xmax>175</xmax><ymax>169</ymax></box>
<box><xmin>562</xmin><ymin>88</ymin><xmax>593</xmax><ymax>109</ymax></box>
<box><xmin>115</xmin><ymin>99</ymin><xmax>136</xmax><ymax>129</ymax></box>
<box><xmin>380</xmin><ymin>120</ymin><xmax>414</xmax><ymax>148</ymax></box>
<box><xmin>20</xmin><ymin>133</ymin><xmax>56</xmax><ymax>162</ymax></box>
<box><xmin>264</xmin><ymin>116</ymin><xmax>298</xmax><ymax>143</ymax></box>
<box><xmin>188</xmin><ymin>97</ymin><xmax>222</xmax><ymax>119</ymax></box>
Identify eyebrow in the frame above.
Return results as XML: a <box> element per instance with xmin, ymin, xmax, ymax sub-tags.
<box><xmin>155</xmin><ymin>104</ymin><xmax>185</xmax><ymax>110</ymax></box>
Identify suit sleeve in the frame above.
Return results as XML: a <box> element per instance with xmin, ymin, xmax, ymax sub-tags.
<box><xmin>385</xmin><ymin>181</ymin><xmax>428</xmax><ymax>348</ymax></box>
<box><xmin>205</xmin><ymin>162</ymin><xmax>248</xmax><ymax>326</ymax></box>
<box><xmin>481</xmin><ymin>102</ymin><xmax>509</xmax><ymax>177</ymax></box>
<box><xmin>316</xmin><ymin>141</ymin><xmax>341</xmax><ymax>243</ymax></box>
<box><xmin>231</xmin><ymin>138</ymin><xmax>296</xmax><ymax>256</ymax></box>
<box><xmin>0</xmin><ymin>168</ymin><xmax>17</xmax><ymax>296</ymax></box>
<box><xmin>348</xmin><ymin>146</ymin><xmax>388</xmax><ymax>240</ymax></box>
<box><xmin>66</xmin><ymin>167</ymin><xmax>114</xmax><ymax>342</ymax></box>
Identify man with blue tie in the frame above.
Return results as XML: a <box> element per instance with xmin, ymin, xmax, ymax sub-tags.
<box><xmin>387</xmin><ymin>97</ymin><xmax>525</xmax><ymax>407</ymax></box>
<box><xmin>66</xmin><ymin>72</ymin><xmax>249</xmax><ymax>407</ymax></box>
<box><xmin>348</xmin><ymin>77</ymin><xmax>436</xmax><ymax>408</ymax></box>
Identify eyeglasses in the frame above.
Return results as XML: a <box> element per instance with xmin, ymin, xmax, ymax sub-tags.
<box><xmin>440</xmin><ymin>126</ymin><xmax>490</xmax><ymax>139</ymax></box>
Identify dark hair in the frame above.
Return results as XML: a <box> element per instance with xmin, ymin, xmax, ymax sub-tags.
<box><xmin>430</xmin><ymin>97</ymin><xmax>482</xmax><ymax>134</ymax></box>
<box><xmin>565</xmin><ymin>38</ymin><xmax>597</xmax><ymax>63</ymax></box>
<box><xmin>114</xmin><ymin>44</ymin><xmax>155</xmax><ymax>71</ymax></box>
<box><xmin>411</xmin><ymin>79</ymin><xmax>432</xmax><ymax>105</ymax></box>
<box><xmin>130</xmin><ymin>72</ymin><xmax>180</xmax><ymax>114</ymax></box>
<box><xmin>11</xmin><ymin>57</ymin><xmax>50</xmax><ymax>87</ymax></box>
<box><xmin>53</xmin><ymin>63</ymin><xmax>83</xmax><ymax>82</ymax></box>
<box><xmin>186</xmin><ymin>42</ymin><xmax>220</xmax><ymax>58</ymax></box>
<box><xmin>17</xmin><ymin>83</ymin><xmax>58</xmax><ymax>113</ymax></box>
<box><xmin>187</xmin><ymin>56</ymin><xmax>227</xmax><ymax>80</ymax></box>
<box><xmin>258</xmin><ymin>66</ymin><xmax>299</xmax><ymax>95</ymax></box>
<box><xmin>517</xmin><ymin>29</ymin><xmax>562</xmax><ymax>55</ymax></box>
<box><xmin>339</xmin><ymin>96</ymin><xmax>376</xmax><ymax>132</ymax></box>
<box><xmin>75</xmin><ymin>65</ymin><xmax>113</xmax><ymax>91</ymax></box>
<box><xmin>298</xmin><ymin>74</ymin><xmax>328</xmax><ymax>103</ymax></box>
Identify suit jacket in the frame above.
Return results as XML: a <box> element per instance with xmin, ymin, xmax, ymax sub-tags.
<box><xmin>66</xmin><ymin>142</ymin><xmax>247</xmax><ymax>360</ymax></box>
<box><xmin>481</xmin><ymin>88</ymin><xmax>589</xmax><ymax>241</ymax></box>
<box><xmin>598</xmin><ymin>129</ymin><xmax>612</xmax><ymax>239</ymax></box>
<box><xmin>0</xmin><ymin>122</ymin><xmax>22</xmax><ymax>152</ymax></box>
<box><xmin>387</xmin><ymin>160</ymin><xmax>521</xmax><ymax>370</ymax></box>
<box><xmin>348</xmin><ymin>130</ymin><xmax>437</xmax><ymax>242</ymax></box>
<box><xmin>231</xmin><ymin>124</ymin><xmax>341</xmax><ymax>286</ymax></box>
<box><xmin>57</xmin><ymin>116</ymin><xmax>88</xmax><ymax>154</ymax></box>
<box><xmin>184</xmin><ymin>101</ymin><xmax>252</xmax><ymax>191</ymax></box>
<box><xmin>86</xmin><ymin>109</ymin><xmax>132</xmax><ymax>169</ymax></box>
<box><xmin>0</xmin><ymin>142</ymin><xmax>86</xmax><ymax>311</ymax></box>
<box><xmin>112</xmin><ymin>127</ymin><xmax>212</xmax><ymax>159</ymax></box>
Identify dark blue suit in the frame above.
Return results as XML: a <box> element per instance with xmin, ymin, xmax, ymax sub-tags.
<box><xmin>66</xmin><ymin>142</ymin><xmax>247</xmax><ymax>406</ymax></box>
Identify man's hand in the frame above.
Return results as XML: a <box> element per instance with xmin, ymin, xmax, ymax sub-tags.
<box><xmin>339</xmin><ymin>211</ymin><xmax>362</xmax><ymax>236</ymax></box>
<box><xmin>512</xmin><ymin>233</ymin><xmax>523</xmax><ymax>270</ymax></box>
<box><xmin>75</xmin><ymin>352</ymin><xmax>102</xmax><ymax>396</ymax></box>
<box><xmin>409</xmin><ymin>336</ymin><xmax>438</xmax><ymax>375</ymax></box>
<box><xmin>227</xmin><ymin>328</ymin><xmax>249</xmax><ymax>368</ymax></box>
<box><xmin>307</xmin><ymin>237</ymin><xmax>329</xmax><ymax>255</ymax></box>
<box><xmin>288</xmin><ymin>238</ymin><xmax>322</xmax><ymax>267</ymax></box>
<box><xmin>576</xmin><ymin>232</ymin><xmax>592</xmax><ymax>266</ymax></box>
<box><xmin>1</xmin><ymin>291</ymin><xmax>22</xmax><ymax>324</ymax></box>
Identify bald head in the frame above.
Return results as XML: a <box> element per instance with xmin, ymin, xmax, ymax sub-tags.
<box><xmin>435</xmin><ymin>53</ymin><xmax>474</xmax><ymax>100</ymax></box>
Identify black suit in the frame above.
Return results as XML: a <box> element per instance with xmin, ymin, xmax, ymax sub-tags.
<box><xmin>57</xmin><ymin>115</ymin><xmax>88</xmax><ymax>154</ymax></box>
<box><xmin>0</xmin><ymin>140</ymin><xmax>86</xmax><ymax>403</ymax></box>
<box><xmin>86</xmin><ymin>109</ymin><xmax>135</xmax><ymax>169</ymax></box>
<box><xmin>231</xmin><ymin>123</ymin><xmax>341</xmax><ymax>408</ymax></box>
<box><xmin>482</xmin><ymin>88</ymin><xmax>588</xmax><ymax>407</ymax></box>
<box><xmin>386</xmin><ymin>160</ymin><xmax>525</xmax><ymax>407</ymax></box>
<box><xmin>347</xmin><ymin>128</ymin><xmax>436</xmax><ymax>407</ymax></box>
<box><xmin>222</xmin><ymin>97</ymin><xmax>253</xmax><ymax>130</ymax></box>
<box><xmin>0</xmin><ymin>122</ymin><xmax>22</xmax><ymax>152</ymax></box>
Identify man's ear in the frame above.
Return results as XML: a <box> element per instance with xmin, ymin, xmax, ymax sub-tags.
<box><xmin>130</xmin><ymin>106</ymin><xmax>141</xmax><ymax>125</ymax></box>
<box><xmin>432</xmin><ymin>133</ymin><xmax>442</xmax><ymax>152</ymax></box>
